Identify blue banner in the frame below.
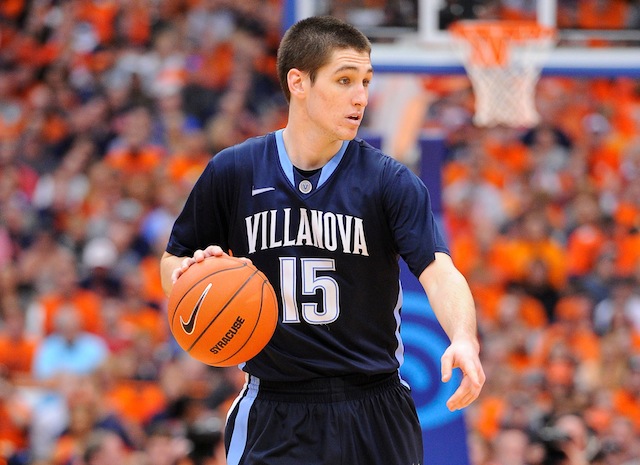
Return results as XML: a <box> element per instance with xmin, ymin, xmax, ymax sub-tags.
<box><xmin>399</xmin><ymin>261</ymin><xmax>471</xmax><ymax>465</ymax></box>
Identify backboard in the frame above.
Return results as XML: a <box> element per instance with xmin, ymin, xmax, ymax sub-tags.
<box><xmin>283</xmin><ymin>0</ymin><xmax>640</xmax><ymax>77</ymax></box>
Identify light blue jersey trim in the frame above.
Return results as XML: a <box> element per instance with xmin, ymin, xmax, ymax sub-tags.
<box><xmin>394</xmin><ymin>283</ymin><xmax>410</xmax><ymax>389</ymax></box>
<box><xmin>274</xmin><ymin>129</ymin><xmax>348</xmax><ymax>189</ymax></box>
<box><xmin>226</xmin><ymin>379</ymin><xmax>259</xmax><ymax>465</ymax></box>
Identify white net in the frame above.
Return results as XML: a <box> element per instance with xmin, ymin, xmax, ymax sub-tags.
<box><xmin>450</xmin><ymin>21</ymin><xmax>557</xmax><ymax>128</ymax></box>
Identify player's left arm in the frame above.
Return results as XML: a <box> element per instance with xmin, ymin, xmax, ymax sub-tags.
<box><xmin>418</xmin><ymin>252</ymin><xmax>485</xmax><ymax>411</ymax></box>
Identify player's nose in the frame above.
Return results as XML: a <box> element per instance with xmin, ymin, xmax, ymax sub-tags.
<box><xmin>353</xmin><ymin>84</ymin><xmax>368</xmax><ymax>107</ymax></box>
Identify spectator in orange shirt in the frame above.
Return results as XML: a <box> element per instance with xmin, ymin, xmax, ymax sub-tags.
<box><xmin>518</xmin><ymin>211</ymin><xmax>567</xmax><ymax>291</ymax></box>
<box><xmin>51</xmin><ymin>372</ymin><xmax>139</xmax><ymax>465</ymax></box>
<box><xmin>0</xmin><ymin>365</ymin><xmax>31</xmax><ymax>464</ymax></box>
<box><xmin>104</xmin><ymin>105</ymin><xmax>165</xmax><ymax>176</ymax></box>
<box><xmin>0</xmin><ymin>296</ymin><xmax>38</xmax><ymax>383</ymax></box>
<box><xmin>565</xmin><ymin>192</ymin><xmax>609</xmax><ymax>278</ymax></box>
<box><xmin>164</xmin><ymin>122</ymin><xmax>212</xmax><ymax>189</ymax></box>
<box><xmin>102</xmin><ymin>350</ymin><xmax>166</xmax><ymax>430</ymax></box>
<box><xmin>612</xmin><ymin>355</ymin><xmax>640</xmax><ymax>431</ymax></box>
<box><xmin>117</xmin><ymin>269</ymin><xmax>167</xmax><ymax>349</ymax></box>
<box><xmin>75</xmin><ymin>0</ymin><xmax>120</xmax><ymax>46</ymax></box>
<box><xmin>577</xmin><ymin>0</ymin><xmax>630</xmax><ymax>29</ymax></box>
<box><xmin>27</xmin><ymin>254</ymin><xmax>104</xmax><ymax>337</ymax></box>
<box><xmin>497</xmin><ymin>281</ymin><xmax>549</xmax><ymax>332</ymax></box>
<box><xmin>533</xmin><ymin>290</ymin><xmax>602</xmax><ymax>387</ymax></box>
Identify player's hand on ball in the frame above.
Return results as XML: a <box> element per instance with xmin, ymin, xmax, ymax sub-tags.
<box><xmin>172</xmin><ymin>245</ymin><xmax>252</xmax><ymax>284</ymax></box>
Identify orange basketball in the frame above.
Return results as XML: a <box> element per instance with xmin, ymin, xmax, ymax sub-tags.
<box><xmin>168</xmin><ymin>256</ymin><xmax>278</xmax><ymax>367</ymax></box>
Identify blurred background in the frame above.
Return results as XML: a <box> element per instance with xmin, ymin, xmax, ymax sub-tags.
<box><xmin>0</xmin><ymin>1</ymin><xmax>639</xmax><ymax>464</ymax></box>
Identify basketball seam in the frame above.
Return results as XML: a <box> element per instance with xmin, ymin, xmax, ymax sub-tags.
<box><xmin>169</xmin><ymin>261</ymin><xmax>248</xmax><ymax>328</ymax></box>
<box><xmin>186</xmin><ymin>268</ymin><xmax>261</xmax><ymax>352</ymax></box>
<box><xmin>215</xmin><ymin>276</ymin><xmax>272</xmax><ymax>365</ymax></box>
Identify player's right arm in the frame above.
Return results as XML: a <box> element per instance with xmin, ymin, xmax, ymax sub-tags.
<box><xmin>161</xmin><ymin>251</ymin><xmax>183</xmax><ymax>296</ymax></box>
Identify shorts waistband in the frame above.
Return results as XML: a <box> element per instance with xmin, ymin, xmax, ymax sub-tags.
<box><xmin>246</xmin><ymin>372</ymin><xmax>401</xmax><ymax>402</ymax></box>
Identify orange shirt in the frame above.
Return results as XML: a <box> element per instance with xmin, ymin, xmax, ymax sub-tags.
<box><xmin>472</xmin><ymin>396</ymin><xmax>506</xmax><ymax>440</ymax></box>
<box><xmin>615</xmin><ymin>232</ymin><xmax>640</xmax><ymax>276</ymax></box>
<box><xmin>104</xmin><ymin>145</ymin><xmax>165</xmax><ymax>176</ymax></box>
<box><xmin>0</xmin><ymin>335</ymin><xmax>37</xmax><ymax>377</ymax></box>
<box><xmin>119</xmin><ymin>306</ymin><xmax>167</xmax><ymax>347</ymax></box>
<box><xmin>612</xmin><ymin>388</ymin><xmax>640</xmax><ymax>430</ymax></box>
<box><xmin>566</xmin><ymin>224</ymin><xmax>607</xmax><ymax>276</ymax></box>
<box><xmin>165</xmin><ymin>152</ymin><xmax>210</xmax><ymax>186</ymax></box>
<box><xmin>0</xmin><ymin>0</ymin><xmax>25</xmax><ymax>18</ymax></box>
<box><xmin>139</xmin><ymin>256</ymin><xmax>167</xmax><ymax>307</ymax></box>
<box><xmin>39</xmin><ymin>290</ymin><xmax>104</xmax><ymax>336</ymax></box>
<box><xmin>518</xmin><ymin>295</ymin><xmax>549</xmax><ymax>329</ymax></box>
<box><xmin>0</xmin><ymin>399</ymin><xmax>30</xmax><ymax>450</ymax></box>
<box><xmin>75</xmin><ymin>0</ymin><xmax>120</xmax><ymax>45</ymax></box>
<box><xmin>578</xmin><ymin>0</ymin><xmax>628</xmax><ymax>29</ymax></box>
<box><xmin>534</xmin><ymin>324</ymin><xmax>601</xmax><ymax>365</ymax></box>
<box><xmin>106</xmin><ymin>380</ymin><xmax>166</xmax><ymax>425</ymax></box>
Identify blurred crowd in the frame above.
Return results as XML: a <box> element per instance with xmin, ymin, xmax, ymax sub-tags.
<box><xmin>413</xmin><ymin>73</ymin><xmax>640</xmax><ymax>464</ymax></box>
<box><xmin>1</xmin><ymin>1</ymin><xmax>640</xmax><ymax>465</ymax></box>
<box><xmin>0</xmin><ymin>1</ymin><xmax>285</xmax><ymax>464</ymax></box>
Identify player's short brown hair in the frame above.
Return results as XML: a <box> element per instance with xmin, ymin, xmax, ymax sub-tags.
<box><xmin>277</xmin><ymin>16</ymin><xmax>372</xmax><ymax>103</ymax></box>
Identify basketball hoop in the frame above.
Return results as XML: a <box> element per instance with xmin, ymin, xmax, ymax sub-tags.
<box><xmin>449</xmin><ymin>20</ymin><xmax>557</xmax><ymax>128</ymax></box>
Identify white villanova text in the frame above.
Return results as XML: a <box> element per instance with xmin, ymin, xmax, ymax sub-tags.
<box><xmin>245</xmin><ymin>208</ymin><xmax>369</xmax><ymax>256</ymax></box>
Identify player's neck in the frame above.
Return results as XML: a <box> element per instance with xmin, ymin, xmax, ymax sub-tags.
<box><xmin>281</xmin><ymin>126</ymin><xmax>343</xmax><ymax>171</ymax></box>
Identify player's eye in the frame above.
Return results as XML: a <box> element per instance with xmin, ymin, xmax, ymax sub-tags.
<box><xmin>363</xmin><ymin>79</ymin><xmax>371</xmax><ymax>87</ymax></box>
<box><xmin>338</xmin><ymin>77</ymin><xmax>350</xmax><ymax>85</ymax></box>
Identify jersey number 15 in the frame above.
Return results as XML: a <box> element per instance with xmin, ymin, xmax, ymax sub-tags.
<box><xmin>279</xmin><ymin>257</ymin><xmax>340</xmax><ymax>325</ymax></box>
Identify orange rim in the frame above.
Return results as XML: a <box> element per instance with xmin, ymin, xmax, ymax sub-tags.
<box><xmin>449</xmin><ymin>20</ymin><xmax>556</xmax><ymax>66</ymax></box>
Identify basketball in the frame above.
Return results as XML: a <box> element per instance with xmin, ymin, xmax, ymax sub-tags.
<box><xmin>168</xmin><ymin>256</ymin><xmax>278</xmax><ymax>367</ymax></box>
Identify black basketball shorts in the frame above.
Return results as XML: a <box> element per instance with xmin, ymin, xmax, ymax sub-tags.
<box><xmin>224</xmin><ymin>372</ymin><xmax>424</xmax><ymax>465</ymax></box>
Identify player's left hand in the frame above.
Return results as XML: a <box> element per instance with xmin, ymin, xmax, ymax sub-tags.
<box><xmin>440</xmin><ymin>337</ymin><xmax>485</xmax><ymax>411</ymax></box>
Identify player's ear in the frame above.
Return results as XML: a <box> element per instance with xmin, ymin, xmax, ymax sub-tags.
<box><xmin>287</xmin><ymin>68</ymin><xmax>306</xmax><ymax>99</ymax></box>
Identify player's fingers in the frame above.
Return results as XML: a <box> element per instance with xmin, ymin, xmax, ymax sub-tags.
<box><xmin>446</xmin><ymin>380</ymin><xmax>476</xmax><ymax>411</ymax></box>
<box><xmin>171</xmin><ymin>267</ymin><xmax>184</xmax><ymax>284</ymax></box>
<box><xmin>193</xmin><ymin>249</ymin><xmax>207</xmax><ymax>262</ymax></box>
<box><xmin>445</xmin><ymin>386</ymin><xmax>466</xmax><ymax>411</ymax></box>
<box><xmin>180</xmin><ymin>256</ymin><xmax>195</xmax><ymax>270</ymax></box>
<box><xmin>203</xmin><ymin>245</ymin><xmax>225</xmax><ymax>258</ymax></box>
<box><xmin>460</xmin><ymin>358</ymin><xmax>485</xmax><ymax>390</ymax></box>
<box><xmin>446</xmin><ymin>369</ymin><xmax>484</xmax><ymax>411</ymax></box>
<box><xmin>441</xmin><ymin>350</ymin><xmax>454</xmax><ymax>382</ymax></box>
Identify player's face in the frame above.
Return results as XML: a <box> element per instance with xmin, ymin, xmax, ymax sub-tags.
<box><xmin>305</xmin><ymin>48</ymin><xmax>373</xmax><ymax>141</ymax></box>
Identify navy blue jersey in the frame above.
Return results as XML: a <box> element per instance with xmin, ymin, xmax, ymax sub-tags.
<box><xmin>166</xmin><ymin>130</ymin><xmax>449</xmax><ymax>381</ymax></box>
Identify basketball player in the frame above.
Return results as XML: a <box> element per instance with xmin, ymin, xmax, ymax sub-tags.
<box><xmin>161</xmin><ymin>15</ymin><xmax>485</xmax><ymax>465</ymax></box>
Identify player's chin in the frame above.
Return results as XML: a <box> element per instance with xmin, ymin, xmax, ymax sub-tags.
<box><xmin>338</xmin><ymin>123</ymin><xmax>361</xmax><ymax>140</ymax></box>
